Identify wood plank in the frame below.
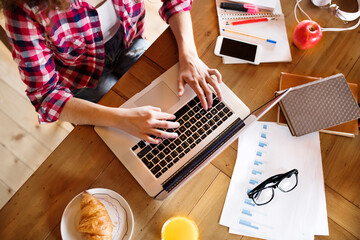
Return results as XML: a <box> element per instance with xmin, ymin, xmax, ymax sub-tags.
<box><xmin>0</xmin><ymin>126</ymin><xmax>115</xmax><ymax>240</ymax></box>
<box><xmin>0</xmin><ymin>110</ymin><xmax>50</xmax><ymax>171</ymax></box>
<box><xmin>315</xmin><ymin>218</ymin><xmax>358</xmax><ymax>240</ymax></box>
<box><xmin>0</xmin><ymin>180</ymin><xmax>14</xmax><ymax>210</ymax></box>
<box><xmin>188</xmin><ymin>172</ymin><xmax>242</xmax><ymax>240</ymax></box>
<box><xmin>0</xmin><ymin>79</ymin><xmax>71</xmax><ymax>151</ymax></box>
<box><xmin>325</xmin><ymin>185</ymin><xmax>360</xmax><ymax>239</ymax></box>
<box><xmin>321</xmin><ymin>133</ymin><xmax>360</xmax><ymax>207</ymax></box>
<box><xmin>88</xmin><ymin>159</ymin><xmax>220</xmax><ymax>240</ymax></box>
<box><xmin>0</xmin><ymin>144</ymin><xmax>33</xmax><ymax>191</ymax></box>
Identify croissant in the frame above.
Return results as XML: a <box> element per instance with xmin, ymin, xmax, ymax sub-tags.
<box><xmin>78</xmin><ymin>191</ymin><xmax>113</xmax><ymax>240</ymax></box>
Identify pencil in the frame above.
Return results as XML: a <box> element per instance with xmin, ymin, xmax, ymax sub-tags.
<box><xmin>222</xmin><ymin>28</ymin><xmax>277</xmax><ymax>44</ymax></box>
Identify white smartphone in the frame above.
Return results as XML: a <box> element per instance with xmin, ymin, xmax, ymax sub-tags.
<box><xmin>214</xmin><ymin>36</ymin><xmax>262</xmax><ymax>65</ymax></box>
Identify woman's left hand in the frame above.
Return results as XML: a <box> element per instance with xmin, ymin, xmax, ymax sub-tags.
<box><xmin>178</xmin><ymin>54</ymin><xmax>223</xmax><ymax>111</ymax></box>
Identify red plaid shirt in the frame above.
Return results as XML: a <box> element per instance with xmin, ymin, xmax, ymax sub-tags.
<box><xmin>4</xmin><ymin>0</ymin><xmax>192</xmax><ymax>123</ymax></box>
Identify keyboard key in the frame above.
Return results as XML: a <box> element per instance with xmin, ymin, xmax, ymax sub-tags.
<box><xmin>185</xmin><ymin>122</ymin><xmax>191</xmax><ymax>128</ymax></box>
<box><xmin>200</xmin><ymin>117</ymin><xmax>207</xmax><ymax>124</ymax></box>
<box><xmin>211</xmin><ymin>108</ymin><xmax>217</xmax><ymax>115</ymax></box>
<box><xmin>159</xmin><ymin>160</ymin><xmax>167</xmax><ymax>167</ymax></box>
<box><xmin>167</xmin><ymin>162</ymin><xmax>174</xmax><ymax>168</ymax></box>
<box><xmin>176</xmin><ymin>146</ymin><xmax>183</xmax><ymax>153</ymax></box>
<box><xmin>195</xmin><ymin>113</ymin><xmax>202</xmax><ymax>120</ymax></box>
<box><xmin>193</xmin><ymin>106</ymin><xmax>200</xmax><ymax>112</ymax></box>
<box><xmin>195</xmin><ymin>138</ymin><xmax>201</xmax><ymax>144</ymax></box>
<box><xmin>169</xmin><ymin>143</ymin><xmax>176</xmax><ymax>150</ymax></box>
<box><xmin>163</xmin><ymin>148</ymin><xmax>171</xmax><ymax>155</ymax></box>
<box><xmin>146</xmin><ymin>153</ymin><xmax>154</xmax><ymax>161</ymax></box>
<box><xmin>222</xmin><ymin>116</ymin><xmax>228</xmax><ymax>121</ymax></box>
<box><xmin>184</xmin><ymin>148</ymin><xmax>190</xmax><ymax>154</ymax></box>
<box><xmin>188</xmin><ymin>110</ymin><xmax>195</xmax><ymax>117</ymax></box>
<box><xmin>152</xmin><ymin>157</ymin><xmax>160</xmax><ymax>164</ymax></box>
<box><xmin>197</xmin><ymin>128</ymin><xmax>204</xmax><ymax>135</ymax></box>
<box><xmin>155</xmin><ymin>172</ymin><xmax>162</xmax><ymax>178</ymax></box>
<box><xmin>208</xmin><ymin>120</ymin><xmax>215</xmax><ymax>126</ymax></box>
<box><xmin>131</xmin><ymin>145</ymin><xmax>138</xmax><ymax>151</ymax></box>
<box><xmin>213</xmin><ymin>115</ymin><xmax>220</xmax><ymax>122</ymax></box>
<box><xmin>227</xmin><ymin>112</ymin><xmax>233</xmax><ymax>117</ymax></box>
<box><xmin>171</xmin><ymin>151</ymin><xmax>178</xmax><ymax>158</ymax></box>
<box><xmin>190</xmin><ymin>143</ymin><xmax>196</xmax><ymax>149</ymax></box>
<box><xmin>223</xmin><ymin>107</ymin><xmax>230</xmax><ymax>113</ymax></box>
<box><xmin>137</xmin><ymin>145</ymin><xmax>151</xmax><ymax>158</ymax></box>
<box><xmin>192</xmin><ymin>133</ymin><xmax>200</xmax><ymax>139</ymax></box>
<box><xmin>179</xmin><ymin>152</ymin><xmax>185</xmax><ymax>159</ymax></box>
<box><xmin>190</xmin><ymin>126</ymin><xmax>197</xmax><ymax>132</ymax></box>
<box><xmin>174</xmin><ymin>139</ymin><xmax>181</xmax><ymax>146</ymax></box>
<box><xmin>161</xmin><ymin>167</ymin><xmax>168</xmax><ymax>173</ymax></box>
<box><xmin>165</xmin><ymin>156</ymin><xmax>173</xmax><ymax>163</ymax></box>
<box><xmin>189</xmin><ymin>117</ymin><xmax>197</xmax><ymax>124</ymax></box>
<box><xmin>175</xmin><ymin>105</ymin><xmax>190</xmax><ymax>119</ymax></box>
<box><xmin>188</xmin><ymin>99</ymin><xmax>197</xmax><ymax>107</ymax></box>
<box><xmin>218</xmin><ymin>111</ymin><xmax>225</xmax><ymax>118</ymax></box>
<box><xmin>163</xmin><ymin>139</ymin><xmax>170</xmax><ymax>146</ymax></box>
<box><xmin>173</xmin><ymin>157</ymin><xmax>180</xmax><ymax>163</ymax></box>
<box><xmin>187</xmin><ymin>137</ymin><xmax>194</xmax><ymax>144</ymax></box>
<box><xmin>151</xmin><ymin>148</ymin><xmax>159</xmax><ymax>156</ymax></box>
<box><xmin>201</xmin><ymin>134</ymin><xmax>207</xmax><ymax>140</ymax></box>
<box><xmin>183</xmin><ymin>115</ymin><xmax>189</xmax><ymax>121</ymax></box>
<box><xmin>206</xmin><ymin>112</ymin><xmax>212</xmax><ymax>119</ymax></box>
<box><xmin>180</xmin><ymin>134</ymin><xmax>187</xmax><ymax>141</ymax></box>
<box><xmin>151</xmin><ymin>165</ymin><xmax>161</xmax><ymax>174</ymax></box>
<box><xmin>181</xmin><ymin>141</ymin><xmax>189</xmax><ymax>149</ymax></box>
<box><xmin>157</xmin><ymin>144</ymin><xmax>165</xmax><ymax>151</ymax></box>
<box><xmin>178</xmin><ymin>119</ymin><xmax>184</xmax><ymax>126</ymax></box>
<box><xmin>179</xmin><ymin>126</ymin><xmax>186</xmax><ymax>133</ymax></box>
<box><xmin>185</xmin><ymin>130</ymin><xmax>192</xmax><ymax>137</ymax></box>
<box><xmin>145</xmin><ymin>161</ymin><xmax>154</xmax><ymax>169</ymax></box>
<box><xmin>195</xmin><ymin>121</ymin><xmax>202</xmax><ymax>128</ymax></box>
<box><xmin>216</xmin><ymin>102</ymin><xmax>225</xmax><ymax>111</ymax></box>
<box><xmin>200</xmin><ymin>109</ymin><xmax>206</xmax><ymax>115</ymax></box>
<box><xmin>213</xmin><ymin>98</ymin><xmax>220</xmax><ymax>106</ymax></box>
<box><xmin>158</xmin><ymin>152</ymin><xmax>165</xmax><ymax>159</ymax></box>
<box><xmin>138</xmin><ymin>141</ymin><xmax>146</xmax><ymax>148</ymax></box>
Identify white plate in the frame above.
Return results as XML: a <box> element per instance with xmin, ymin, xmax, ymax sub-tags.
<box><xmin>61</xmin><ymin>188</ymin><xmax>134</xmax><ymax>240</ymax></box>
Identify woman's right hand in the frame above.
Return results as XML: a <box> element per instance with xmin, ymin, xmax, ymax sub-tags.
<box><xmin>114</xmin><ymin>106</ymin><xmax>180</xmax><ymax>144</ymax></box>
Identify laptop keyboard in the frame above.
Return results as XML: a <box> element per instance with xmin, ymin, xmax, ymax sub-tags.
<box><xmin>131</xmin><ymin>95</ymin><xmax>234</xmax><ymax>178</ymax></box>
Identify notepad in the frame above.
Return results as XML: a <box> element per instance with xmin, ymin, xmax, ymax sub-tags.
<box><xmin>216</xmin><ymin>0</ymin><xmax>292</xmax><ymax>64</ymax></box>
<box><xmin>277</xmin><ymin>73</ymin><xmax>360</xmax><ymax>137</ymax></box>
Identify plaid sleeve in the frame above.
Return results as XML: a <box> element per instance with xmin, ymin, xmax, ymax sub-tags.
<box><xmin>159</xmin><ymin>0</ymin><xmax>193</xmax><ymax>24</ymax></box>
<box><xmin>4</xmin><ymin>9</ymin><xmax>73</xmax><ymax>124</ymax></box>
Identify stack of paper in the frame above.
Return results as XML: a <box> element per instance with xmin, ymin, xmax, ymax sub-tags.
<box><xmin>220</xmin><ymin>122</ymin><xmax>328</xmax><ymax>240</ymax></box>
<box><xmin>216</xmin><ymin>0</ymin><xmax>292</xmax><ymax>63</ymax></box>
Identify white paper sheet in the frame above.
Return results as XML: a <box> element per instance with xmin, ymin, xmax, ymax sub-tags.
<box><xmin>219</xmin><ymin>122</ymin><xmax>328</xmax><ymax>239</ymax></box>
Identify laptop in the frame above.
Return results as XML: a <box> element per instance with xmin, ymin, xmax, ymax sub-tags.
<box><xmin>95</xmin><ymin>63</ymin><xmax>291</xmax><ymax>199</ymax></box>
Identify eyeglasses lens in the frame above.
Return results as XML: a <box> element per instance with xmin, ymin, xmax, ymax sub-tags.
<box><xmin>253</xmin><ymin>187</ymin><xmax>274</xmax><ymax>205</ymax></box>
<box><xmin>278</xmin><ymin>173</ymin><xmax>297</xmax><ymax>192</ymax></box>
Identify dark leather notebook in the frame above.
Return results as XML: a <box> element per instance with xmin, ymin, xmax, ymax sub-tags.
<box><xmin>277</xmin><ymin>73</ymin><xmax>360</xmax><ymax>137</ymax></box>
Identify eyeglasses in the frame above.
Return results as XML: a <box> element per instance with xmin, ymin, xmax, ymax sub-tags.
<box><xmin>247</xmin><ymin>169</ymin><xmax>299</xmax><ymax>206</ymax></box>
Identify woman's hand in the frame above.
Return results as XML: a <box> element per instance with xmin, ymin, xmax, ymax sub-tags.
<box><xmin>178</xmin><ymin>54</ymin><xmax>223</xmax><ymax>111</ymax></box>
<box><xmin>115</xmin><ymin>106</ymin><xmax>179</xmax><ymax>144</ymax></box>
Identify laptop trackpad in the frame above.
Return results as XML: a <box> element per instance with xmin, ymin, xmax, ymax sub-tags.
<box><xmin>134</xmin><ymin>81</ymin><xmax>179</xmax><ymax>112</ymax></box>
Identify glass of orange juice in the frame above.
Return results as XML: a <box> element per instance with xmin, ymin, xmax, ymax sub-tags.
<box><xmin>161</xmin><ymin>216</ymin><xmax>199</xmax><ymax>240</ymax></box>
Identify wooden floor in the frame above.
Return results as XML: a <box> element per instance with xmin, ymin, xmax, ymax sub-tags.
<box><xmin>0</xmin><ymin>0</ymin><xmax>167</xmax><ymax>209</ymax></box>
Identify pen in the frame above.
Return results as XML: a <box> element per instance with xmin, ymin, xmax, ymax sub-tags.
<box><xmin>222</xmin><ymin>28</ymin><xmax>277</xmax><ymax>44</ymax></box>
<box><xmin>227</xmin><ymin>17</ymin><xmax>276</xmax><ymax>26</ymax></box>
<box><xmin>220</xmin><ymin>2</ymin><xmax>259</xmax><ymax>14</ymax></box>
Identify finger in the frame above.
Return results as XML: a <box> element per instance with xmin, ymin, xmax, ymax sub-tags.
<box><xmin>153</xmin><ymin>120</ymin><xmax>180</xmax><ymax>129</ymax></box>
<box><xmin>143</xmin><ymin>135</ymin><xmax>162</xmax><ymax>144</ymax></box>
<box><xmin>206</xmin><ymin>74</ymin><xmax>223</xmax><ymax>102</ymax></box>
<box><xmin>199</xmin><ymin>77</ymin><xmax>214</xmax><ymax>109</ymax></box>
<box><xmin>150</xmin><ymin>129</ymin><xmax>178</xmax><ymax>139</ymax></box>
<box><xmin>154</xmin><ymin>111</ymin><xmax>177</xmax><ymax>121</ymax></box>
<box><xmin>188</xmin><ymin>80</ymin><xmax>208</xmax><ymax>110</ymax></box>
<box><xmin>147</xmin><ymin>106</ymin><xmax>161</xmax><ymax>112</ymax></box>
<box><xmin>208</xmin><ymin>69</ymin><xmax>222</xmax><ymax>84</ymax></box>
<box><xmin>178</xmin><ymin>77</ymin><xmax>186</xmax><ymax>97</ymax></box>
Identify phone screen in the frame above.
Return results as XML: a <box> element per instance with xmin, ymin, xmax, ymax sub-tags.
<box><xmin>220</xmin><ymin>38</ymin><xmax>257</xmax><ymax>62</ymax></box>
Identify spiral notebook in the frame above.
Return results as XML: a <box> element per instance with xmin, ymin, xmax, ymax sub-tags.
<box><xmin>216</xmin><ymin>0</ymin><xmax>292</xmax><ymax>64</ymax></box>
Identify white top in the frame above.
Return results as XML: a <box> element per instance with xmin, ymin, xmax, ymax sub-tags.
<box><xmin>97</xmin><ymin>0</ymin><xmax>121</xmax><ymax>43</ymax></box>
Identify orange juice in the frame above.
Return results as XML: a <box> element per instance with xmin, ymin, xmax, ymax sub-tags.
<box><xmin>161</xmin><ymin>216</ymin><xmax>199</xmax><ymax>240</ymax></box>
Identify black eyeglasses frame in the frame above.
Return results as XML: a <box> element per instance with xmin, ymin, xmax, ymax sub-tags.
<box><xmin>247</xmin><ymin>169</ymin><xmax>299</xmax><ymax>206</ymax></box>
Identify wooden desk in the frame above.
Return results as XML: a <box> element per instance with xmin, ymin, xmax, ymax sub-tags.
<box><xmin>1</xmin><ymin>0</ymin><xmax>359</xmax><ymax>239</ymax></box>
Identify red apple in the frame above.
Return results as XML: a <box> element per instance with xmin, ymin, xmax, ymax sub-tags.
<box><xmin>293</xmin><ymin>20</ymin><xmax>323</xmax><ymax>50</ymax></box>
